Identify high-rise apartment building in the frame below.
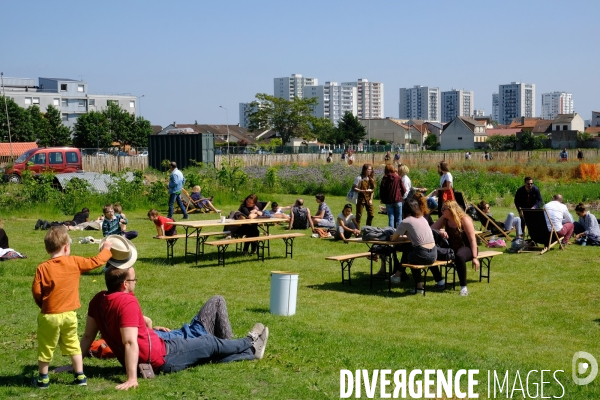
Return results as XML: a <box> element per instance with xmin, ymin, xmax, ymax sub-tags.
<box><xmin>541</xmin><ymin>92</ymin><xmax>573</xmax><ymax>120</ymax></box>
<box><xmin>492</xmin><ymin>93</ymin><xmax>499</xmax><ymax>123</ymax></box>
<box><xmin>399</xmin><ymin>85</ymin><xmax>440</xmax><ymax>122</ymax></box>
<box><xmin>441</xmin><ymin>89</ymin><xmax>474</xmax><ymax>123</ymax></box>
<box><xmin>303</xmin><ymin>82</ymin><xmax>357</xmax><ymax>126</ymax></box>
<box><xmin>341</xmin><ymin>78</ymin><xmax>384</xmax><ymax>119</ymax></box>
<box><xmin>273</xmin><ymin>73</ymin><xmax>318</xmax><ymax>100</ymax></box>
<box><xmin>498</xmin><ymin>82</ymin><xmax>535</xmax><ymax>125</ymax></box>
<box><xmin>238</xmin><ymin>102</ymin><xmax>255</xmax><ymax>128</ymax></box>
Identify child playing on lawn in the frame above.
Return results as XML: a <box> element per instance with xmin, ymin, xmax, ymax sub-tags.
<box><xmin>148</xmin><ymin>209</ymin><xmax>177</xmax><ymax>237</ymax></box>
<box><xmin>32</xmin><ymin>225</ymin><xmax>113</xmax><ymax>389</ymax></box>
<box><xmin>101</xmin><ymin>203</ymin><xmax>138</xmax><ymax>240</ymax></box>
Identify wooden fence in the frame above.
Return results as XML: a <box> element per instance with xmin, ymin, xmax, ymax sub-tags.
<box><xmin>22</xmin><ymin>149</ymin><xmax>600</xmax><ymax>173</ymax></box>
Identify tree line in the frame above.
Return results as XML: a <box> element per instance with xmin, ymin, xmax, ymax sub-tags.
<box><xmin>0</xmin><ymin>96</ymin><xmax>152</xmax><ymax>148</ymax></box>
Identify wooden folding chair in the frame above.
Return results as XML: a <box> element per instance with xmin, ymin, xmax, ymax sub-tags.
<box><xmin>519</xmin><ymin>208</ymin><xmax>564</xmax><ymax>254</ymax></box>
<box><xmin>472</xmin><ymin>204</ymin><xmax>515</xmax><ymax>244</ymax></box>
<box><xmin>180</xmin><ymin>188</ymin><xmax>207</xmax><ymax>214</ymax></box>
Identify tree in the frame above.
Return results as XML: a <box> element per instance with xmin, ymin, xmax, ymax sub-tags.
<box><xmin>72</xmin><ymin>110</ymin><xmax>111</xmax><ymax>148</ymax></box>
<box><xmin>519</xmin><ymin>131</ymin><xmax>545</xmax><ymax>150</ymax></box>
<box><xmin>0</xmin><ymin>96</ymin><xmax>34</xmax><ymax>142</ymax></box>
<box><xmin>311</xmin><ymin>117</ymin><xmax>337</xmax><ymax>144</ymax></box>
<box><xmin>423</xmin><ymin>134</ymin><xmax>439</xmax><ymax>150</ymax></box>
<box><xmin>486</xmin><ymin>135</ymin><xmax>517</xmax><ymax>151</ymax></box>
<box><xmin>129</xmin><ymin>117</ymin><xmax>152</xmax><ymax>148</ymax></box>
<box><xmin>104</xmin><ymin>102</ymin><xmax>134</xmax><ymax>150</ymax></box>
<box><xmin>28</xmin><ymin>105</ymin><xmax>50</xmax><ymax>142</ymax></box>
<box><xmin>40</xmin><ymin>105</ymin><xmax>71</xmax><ymax>147</ymax></box>
<box><xmin>337</xmin><ymin>112</ymin><xmax>366</xmax><ymax>145</ymax></box>
<box><xmin>247</xmin><ymin>93</ymin><xmax>318</xmax><ymax>146</ymax></box>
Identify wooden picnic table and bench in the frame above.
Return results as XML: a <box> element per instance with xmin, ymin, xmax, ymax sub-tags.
<box><xmin>327</xmin><ymin>236</ymin><xmax>502</xmax><ymax>295</ymax></box>
<box><xmin>163</xmin><ymin>217</ymin><xmax>293</xmax><ymax>265</ymax></box>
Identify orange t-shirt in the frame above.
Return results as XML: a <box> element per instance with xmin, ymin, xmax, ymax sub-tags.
<box><xmin>32</xmin><ymin>248</ymin><xmax>112</xmax><ymax>314</ymax></box>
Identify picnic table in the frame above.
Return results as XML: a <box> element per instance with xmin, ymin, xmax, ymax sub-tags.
<box><xmin>170</xmin><ymin>217</ymin><xmax>289</xmax><ymax>264</ymax></box>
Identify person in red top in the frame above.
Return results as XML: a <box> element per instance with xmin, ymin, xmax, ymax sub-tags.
<box><xmin>80</xmin><ymin>237</ymin><xmax>269</xmax><ymax>391</ymax></box>
<box><xmin>32</xmin><ymin>226</ymin><xmax>113</xmax><ymax>389</ymax></box>
<box><xmin>147</xmin><ymin>209</ymin><xmax>176</xmax><ymax>237</ymax></box>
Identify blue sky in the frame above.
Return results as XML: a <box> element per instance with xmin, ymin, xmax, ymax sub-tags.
<box><xmin>3</xmin><ymin>0</ymin><xmax>597</xmax><ymax>126</ymax></box>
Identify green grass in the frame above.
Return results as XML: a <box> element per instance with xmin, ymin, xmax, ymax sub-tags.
<box><xmin>1</xmin><ymin>195</ymin><xmax>599</xmax><ymax>398</ymax></box>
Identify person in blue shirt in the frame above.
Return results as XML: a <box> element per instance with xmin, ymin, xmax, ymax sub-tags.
<box><xmin>167</xmin><ymin>161</ymin><xmax>189</xmax><ymax>220</ymax></box>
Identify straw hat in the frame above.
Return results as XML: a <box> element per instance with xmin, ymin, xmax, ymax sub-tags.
<box><xmin>99</xmin><ymin>235</ymin><xmax>138</xmax><ymax>269</ymax></box>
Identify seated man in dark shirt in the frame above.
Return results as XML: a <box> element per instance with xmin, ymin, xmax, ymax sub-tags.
<box><xmin>514</xmin><ymin>176</ymin><xmax>543</xmax><ymax>217</ymax></box>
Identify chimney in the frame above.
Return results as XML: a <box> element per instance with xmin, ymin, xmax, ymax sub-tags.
<box><xmin>173</xmin><ymin>121</ymin><xmax>177</xmax><ymax>128</ymax></box>
<box><xmin>521</xmin><ymin>116</ymin><xmax>525</xmax><ymax>125</ymax></box>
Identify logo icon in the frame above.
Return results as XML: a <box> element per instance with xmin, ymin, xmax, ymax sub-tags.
<box><xmin>572</xmin><ymin>351</ymin><xmax>598</xmax><ymax>385</ymax></box>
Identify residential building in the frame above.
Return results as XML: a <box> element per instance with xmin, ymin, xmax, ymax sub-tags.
<box><xmin>492</xmin><ymin>93</ymin><xmax>499</xmax><ymax>123</ymax></box>
<box><xmin>359</xmin><ymin>118</ymin><xmax>409</xmax><ymax>146</ymax></box>
<box><xmin>473</xmin><ymin>109</ymin><xmax>485</xmax><ymax>118</ymax></box>
<box><xmin>591</xmin><ymin>111</ymin><xmax>600</xmax><ymax>127</ymax></box>
<box><xmin>239</xmin><ymin>102</ymin><xmax>255</xmax><ymax>129</ymax></box>
<box><xmin>399</xmin><ymin>85</ymin><xmax>440</xmax><ymax>122</ymax></box>
<box><xmin>551</xmin><ymin>113</ymin><xmax>584</xmax><ymax>132</ymax></box>
<box><xmin>341</xmin><ymin>79</ymin><xmax>384</xmax><ymax>119</ymax></box>
<box><xmin>304</xmin><ymin>82</ymin><xmax>357</xmax><ymax>126</ymax></box>
<box><xmin>541</xmin><ymin>92</ymin><xmax>573</xmax><ymax>120</ymax></box>
<box><xmin>273</xmin><ymin>73</ymin><xmax>317</xmax><ymax>100</ymax></box>
<box><xmin>1</xmin><ymin>76</ymin><xmax>136</xmax><ymax>128</ymax></box>
<box><xmin>440</xmin><ymin>116</ymin><xmax>487</xmax><ymax>150</ymax></box>
<box><xmin>441</xmin><ymin>89</ymin><xmax>474</xmax><ymax>123</ymax></box>
<box><xmin>498</xmin><ymin>82</ymin><xmax>535</xmax><ymax>125</ymax></box>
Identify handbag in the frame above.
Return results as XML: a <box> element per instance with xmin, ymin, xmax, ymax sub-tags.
<box><xmin>346</xmin><ymin>188</ymin><xmax>358</xmax><ymax>204</ymax></box>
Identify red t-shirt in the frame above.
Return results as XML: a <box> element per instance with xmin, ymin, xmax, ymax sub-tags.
<box><xmin>153</xmin><ymin>216</ymin><xmax>174</xmax><ymax>232</ymax></box>
<box><xmin>88</xmin><ymin>291</ymin><xmax>166</xmax><ymax>370</ymax></box>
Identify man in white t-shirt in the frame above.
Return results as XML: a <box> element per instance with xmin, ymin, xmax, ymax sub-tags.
<box><xmin>543</xmin><ymin>194</ymin><xmax>574</xmax><ymax>244</ymax></box>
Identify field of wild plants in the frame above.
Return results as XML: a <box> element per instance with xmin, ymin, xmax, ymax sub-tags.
<box><xmin>0</xmin><ymin>158</ymin><xmax>599</xmax><ymax>217</ymax></box>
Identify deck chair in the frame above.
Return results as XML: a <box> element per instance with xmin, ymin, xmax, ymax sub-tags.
<box><xmin>519</xmin><ymin>208</ymin><xmax>564</xmax><ymax>254</ymax></box>
<box><xmin>454</xmin><ymin>191</ymin><xmax>467</xmax><ymax>211</ymax></box>
<box><xmin>180</xmin><ymin>188</ymin><xmax>213</xmax><ymax>214</ymax></box>
<box><xmin>472</xmin><ymin>204</ymin><xmax>515</xmax><ymax>244</ymax></box>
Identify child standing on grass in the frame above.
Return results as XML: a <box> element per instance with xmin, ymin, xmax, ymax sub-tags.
<box><xmin>148</xmin><ymin>209</ymin><xmax>177</xmax><ymax>237</ymax></box>
<box><xmin>32</xmin><ymin>226</ymin><xmax>113</xmax><ymax>389</ymax></box>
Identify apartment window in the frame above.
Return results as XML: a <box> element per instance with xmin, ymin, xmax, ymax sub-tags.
<box><xmin>53</xmin><ymin>98</ymin><xmax>60</xmax><ymax>106</ymax></box>
<box><xmin>130</xmin><ymin>100</ymin><xmax>135</xmax><ymax>108</ymax></box>
<box><xmin>89</xmin><ymin>99</ymin><xmax>95</xmax><ymax>106</ymax></box>
<box><xmin>33</xmin><ymin>97</ymin><xmax>40</xmax><ymax>105</ymax></box>
<box><xmin>78</xmin><ymin>100</ymin><xmax>86</xmax><ymax>107</ymax></box>
<box><xmin>62</xmin><ymin>99</ymin><xmax>68</xmax><ymax>107</ymax></box>
<box><xmin>78</xmin><ymin>84</ymin><xmax>84</xmax><ymax>92</ymax></box>
<box><xmin>61</xmin><ymin>84</ymin><xmax>67</xmax><ymax>91</ymax></box>
<box><xmin>24</xmin><ymin>97</ymin><xmax>32</xmax><ymax>105</ymax></box>
<box><xmin>458</xmin><ymin>137</ymin><xmax>463</xmax><ymax>140</ymax></box>
<box><xmin>563</xmin><ymin>125</ymin><xmax>568</xmax><ymax>130</ymax></box>
<box><xmin>62</xmin><ymin>113</ymin><xmax>68</xmax><ymax>121</ymax></box>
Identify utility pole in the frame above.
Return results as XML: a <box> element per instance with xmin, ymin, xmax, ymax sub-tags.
<box><xmin>0</xmin><ymin>72</ymin><xmax>14</xmax><ymax>158</ymax></box>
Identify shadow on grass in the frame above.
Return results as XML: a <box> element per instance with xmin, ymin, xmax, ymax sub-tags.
<box><xmin>307</xmin><ymin>271</ymin><xmax>482</xmax><ymax>298</ymax></box>
<box><xmin>0</xmin><ymin>365</ymin><xmax>124</xmax><ymax>387</ymax></box>
<box><xmin>245</xmin><ymin>307</ymin><xmax>271</xmax><ymax>314</ymax></box>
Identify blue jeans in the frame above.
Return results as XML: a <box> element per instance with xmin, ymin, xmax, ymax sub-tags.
<box><xmin>159</xmin><ymin>336</ymin><xmax>255</xmax><ymax>373</ymax></box>
<box><xmin>154</xmin><ymin>316</ymin><xmax>208</xmax><ymax>340</ymax></box>
<box><xmin>427</xmin><ymin>197</ymin><xmax>438</xmax><ymax>210</ymax></box>
<box><xmin>385</xmin><ymin>202</ymin><xmax>402</xmax><ymax>228</ymax></box>
<box><xmin>503</xmin><ymin>213</ymin><xmax>522</xmax><ymax>236</ymax></box>
<box><xmin>168</xmin><ymin>193</ymin><xmax>188</xmax><ymax>219</ymax></box>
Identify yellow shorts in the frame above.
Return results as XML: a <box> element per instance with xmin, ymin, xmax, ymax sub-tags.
<box><xmin>37</xmin><ymin>311</ymin><xmax>81</xmax><ymax>362</ymax></box>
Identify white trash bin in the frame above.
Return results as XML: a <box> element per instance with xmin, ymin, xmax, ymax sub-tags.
<box><xmin>270</xmin><ymin>271</ymin><xmax>298</xmax><ymax>316</ymax></box>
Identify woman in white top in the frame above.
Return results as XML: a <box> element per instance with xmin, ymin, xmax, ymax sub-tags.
<box><xmin>335</xmin><ymin>204</ymin><xmax>360</xmax><ymax>240</ymax></box>
<box><xmin>398</xmin><ymin>164</ymin><xmax>412</xmax><ymax>201</ymax></box>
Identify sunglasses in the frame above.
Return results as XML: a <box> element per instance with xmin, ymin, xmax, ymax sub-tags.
<box><xmin>126</xmin><ymin>278</ymin><xmax>138</xmax><ymax>282</ymax></box>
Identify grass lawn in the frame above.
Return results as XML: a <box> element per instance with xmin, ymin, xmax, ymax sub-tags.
<box><xmin>1</xmin><ymin>194</ymin><xmax>599</xmax><ymax>399</ymax></box>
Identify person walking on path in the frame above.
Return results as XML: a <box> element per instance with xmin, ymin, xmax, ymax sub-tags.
<box><xmin>167</xmin><ymin>161</ymin><xmax>188</xmax><ymax>220</ymax></box>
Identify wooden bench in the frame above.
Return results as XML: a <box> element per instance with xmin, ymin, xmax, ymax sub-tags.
<box><xmin>154</xmin><ymin>231</ymin><xmax>230</xmax><ymax>263</ymax></box>
<box><xmin>404</xmin><ymin>250</ymin><xmax>504</xmax><ymax>295</ymax></box>
<box><xmin>325</xmin><ymin>252</ymin><xmax>373</xmax><ymax>285</ymax></box>
<box><xmin>206</xmin><ymin>233</ymin><xmax>304</xmax><ymax>266</ymax></box>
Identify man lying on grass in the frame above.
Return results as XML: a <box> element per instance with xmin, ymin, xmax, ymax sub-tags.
<box><xmin>79</xmin><ymin>236</ymin><xmax>269</xmax><ymax>390</ymax></box>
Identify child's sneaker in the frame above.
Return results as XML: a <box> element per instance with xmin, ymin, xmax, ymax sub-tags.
<box><xmin>33</xmin><ymin>375</ymin><xmax>49</xmax><ymax>389</ymax></box>
<box><xmin>73</xmin><ymin>373</ymin><xmax>87</xmax><ymax>386</ymax></box>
